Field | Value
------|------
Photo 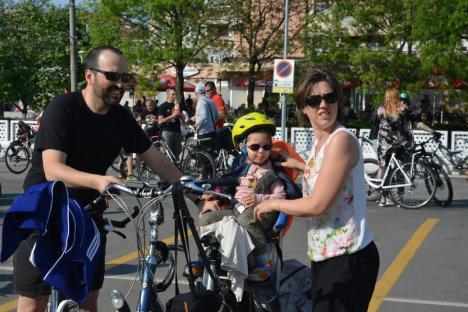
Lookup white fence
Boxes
[0,119,467,161]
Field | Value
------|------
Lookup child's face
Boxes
[246,132,272,164]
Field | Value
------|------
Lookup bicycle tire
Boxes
[433,153,451,176]
[428,166,453,207]
[136,155,164,188]
[363,158,380,202]
[388,161,436,209]
[182,151,216,179]
[5,142,30,174]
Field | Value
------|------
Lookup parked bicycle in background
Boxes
[5,121,36,174]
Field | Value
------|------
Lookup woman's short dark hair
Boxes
[84,46,123,70]
[293,68,343,122]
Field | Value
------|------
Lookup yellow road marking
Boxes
[0,231,193,312]
[368,218,439,312]
[0,300,17,312]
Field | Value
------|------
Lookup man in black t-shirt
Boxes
[158,89,182,159]
[137,98,159,137]
[13,46,183,312]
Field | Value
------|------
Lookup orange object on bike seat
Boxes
[270,140,305,182]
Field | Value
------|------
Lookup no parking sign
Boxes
[273,59,295,94]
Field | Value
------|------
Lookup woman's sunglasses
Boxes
[90,67,135,83]
[248,144,272,151]
[304,91,338,107]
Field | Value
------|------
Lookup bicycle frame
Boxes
[137,201,166,312]
[364,152,414,191]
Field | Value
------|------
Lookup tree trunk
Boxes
[247,61,257,110]
[175,64,186,105]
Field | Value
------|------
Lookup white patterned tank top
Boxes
[302,126,374,262]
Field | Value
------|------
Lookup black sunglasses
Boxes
[248,144,272,151]
[89,67,135,83]
[304,91,338,107]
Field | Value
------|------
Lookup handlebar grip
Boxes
[107,183,136,196]
[204,177,240,187]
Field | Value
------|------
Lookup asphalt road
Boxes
[0,163,467,312]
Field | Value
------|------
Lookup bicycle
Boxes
[359,137,437,209]
[412,135,454,206]
[136,133,216,188]
[4,129,35,174]
[431,136,468,176]
[109,176,236,312]
[212,123,239,177]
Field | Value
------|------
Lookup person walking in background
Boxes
[12,46,183,312]
[372,88,438,206]
[158,89,182,159]
[192,85,219,153]
[254,68,379,312]
[205,81,226,128]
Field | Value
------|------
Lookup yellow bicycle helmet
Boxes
[231,112,276,146]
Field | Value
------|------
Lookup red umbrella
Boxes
[156,74,195,92]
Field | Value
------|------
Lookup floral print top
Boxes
[302,126,373,262]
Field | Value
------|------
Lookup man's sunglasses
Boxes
[248,144,272,151]
[89,67,135,83]
[304,91,338,107]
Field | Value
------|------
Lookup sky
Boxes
[52,0,84,6]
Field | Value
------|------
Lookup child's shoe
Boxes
[248,260,273,282]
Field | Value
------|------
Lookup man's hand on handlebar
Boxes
[95,175,122,193]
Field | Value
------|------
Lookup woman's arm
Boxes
[255,131,359,218]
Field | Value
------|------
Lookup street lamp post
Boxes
[69,0,77,91]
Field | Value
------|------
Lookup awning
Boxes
[156,74,196,92]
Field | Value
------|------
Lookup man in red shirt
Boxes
[205,81,226,129]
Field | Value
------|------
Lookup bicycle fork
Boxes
[137,204,165,312]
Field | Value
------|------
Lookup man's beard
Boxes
[102,86,125,106]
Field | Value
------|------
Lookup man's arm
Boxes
[140,145,182,184]
[42,149,121,192]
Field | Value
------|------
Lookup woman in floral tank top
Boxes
[254,69,379,311]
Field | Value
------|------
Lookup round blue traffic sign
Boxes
[276,61,292,78]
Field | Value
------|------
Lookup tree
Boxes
[303,0,467,102]
[0,0,88,115]
[227,0,307,109]
[86,0,227,104]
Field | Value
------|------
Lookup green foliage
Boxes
[303,0,468,104]
[86,0,228,101]
[0,0,88,112]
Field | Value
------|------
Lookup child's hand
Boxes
[254,200,276,221]
[239,193,257,207]
[198,200,221,218]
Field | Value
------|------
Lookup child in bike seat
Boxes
[199,112,291,281]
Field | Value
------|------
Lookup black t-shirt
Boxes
[158,101,180,132]
[23,91,151,206]
[139,109,158,126]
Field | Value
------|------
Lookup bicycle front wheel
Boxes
[5,142,30,174]
[388,162,436,209]
[363,158,380,202]
[136,155,163,188]
[182,151,216,179]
